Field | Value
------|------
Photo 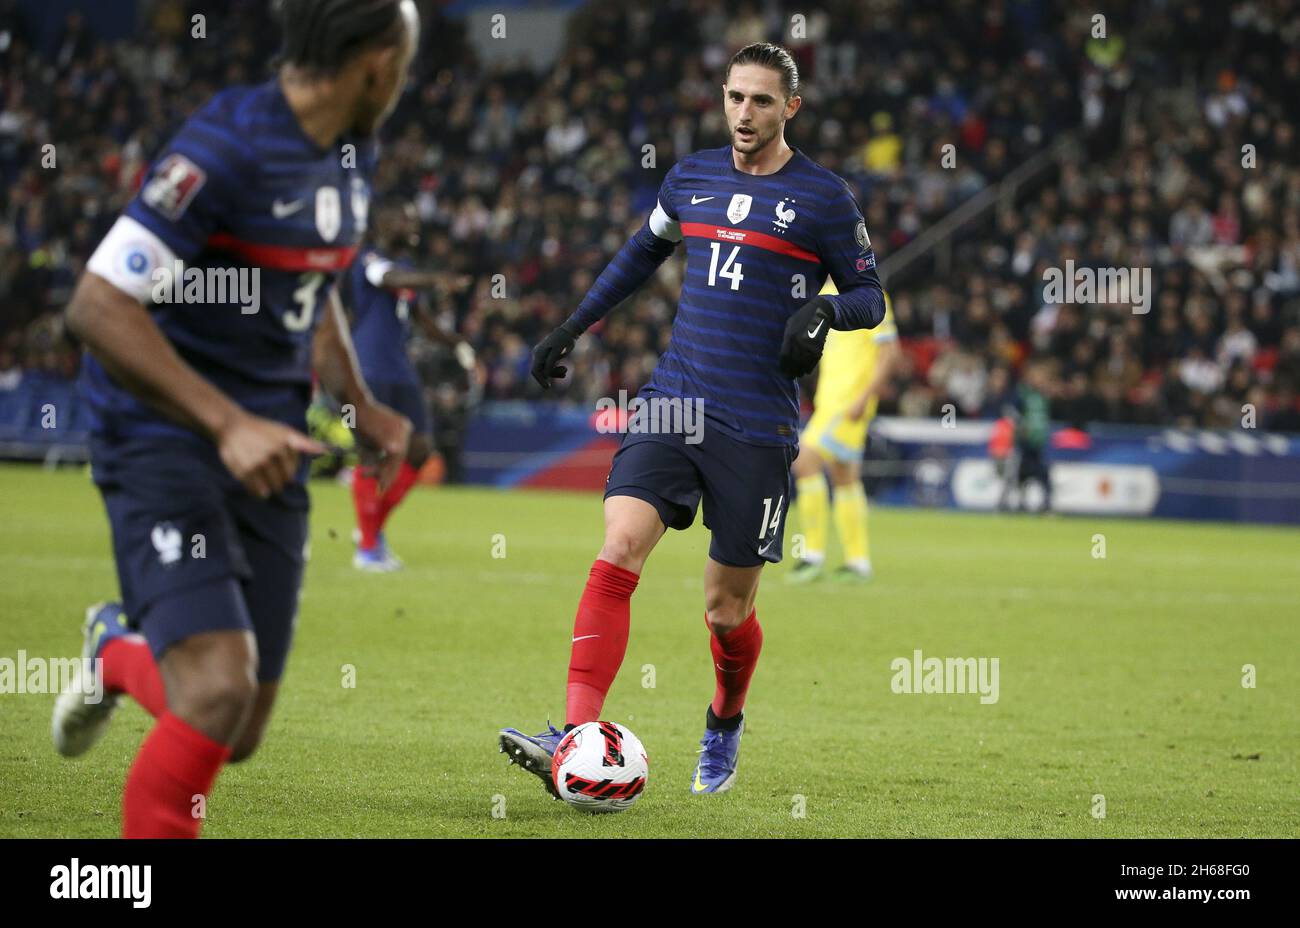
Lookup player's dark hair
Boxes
[726,43,800,99]
[276,0,406,75]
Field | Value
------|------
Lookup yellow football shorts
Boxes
[800,402,875,463]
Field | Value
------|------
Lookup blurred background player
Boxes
[49,0,419,838]
[989,413,1017,511]
[789,282,899,583]
[1002,359,1054,513]
[345,200,475,571]
[499,42,885,797]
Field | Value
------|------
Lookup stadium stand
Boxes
[1,0,1298,466]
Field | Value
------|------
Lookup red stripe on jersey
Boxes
[680,222,821,264]
[207,233,359,272]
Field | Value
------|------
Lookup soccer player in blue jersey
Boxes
[346,201,475,571]
[500,43,886,796]
[50,0,420,838]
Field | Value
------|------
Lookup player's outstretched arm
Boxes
[313,288,412,490]
[67,273,325,498]
[379,268,469,293]
[412,311,476,371]
[402,281,477,369]
[365,259,476,369]
[531,219,679,389]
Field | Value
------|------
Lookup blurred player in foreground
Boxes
[501,43,885,797]
[788,284,899,583]
[51,0,419,838]
[345,201,474,571]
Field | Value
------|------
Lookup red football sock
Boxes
[352,468,382,550]
[101,636,167,718]
[375,461,420,532]
[708,609,763,720]
[122,711,231,839]
[565,559,639,726]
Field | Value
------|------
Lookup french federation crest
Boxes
[726,193,752,225]
[315,186,342,242]
[151,522,182,567]
[773,198,796,230]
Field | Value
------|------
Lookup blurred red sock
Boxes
[376,461,420,532]
[122,712,230,839]
[352,469,381,550]
[566,559,639,726]
[101,637,166,717]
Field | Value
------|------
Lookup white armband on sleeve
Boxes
[85,216,179,304]
[365,258,396,288]
[648,200,682,242]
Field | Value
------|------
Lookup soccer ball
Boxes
[551,721,648,813]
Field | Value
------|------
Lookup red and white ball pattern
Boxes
[551,721,648,813]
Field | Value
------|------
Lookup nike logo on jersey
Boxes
[691,195,716,204]
[272,199,305,219]
[806,320,825,339]
[572,634,600,643]
[758,538,776,555]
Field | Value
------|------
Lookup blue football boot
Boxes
[690,712,744,794]
[498,722,567,799]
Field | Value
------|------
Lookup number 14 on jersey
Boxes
[707,242,744,291]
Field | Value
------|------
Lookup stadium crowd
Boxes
[2,0,1298,437]
[888,1,1300,432]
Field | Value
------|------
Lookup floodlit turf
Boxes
[1,463,1297,838]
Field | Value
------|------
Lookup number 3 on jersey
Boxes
[284,271,326,332]
[707,242,744,291]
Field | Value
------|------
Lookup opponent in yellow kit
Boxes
[789,281,898,582]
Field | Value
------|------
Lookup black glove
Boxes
[531,321,582,389]
[779,296,834,378]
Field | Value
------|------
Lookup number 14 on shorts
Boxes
[758,494,784,554]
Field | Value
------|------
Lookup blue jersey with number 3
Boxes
[81,79,376,439]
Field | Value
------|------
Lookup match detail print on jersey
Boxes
[679,223,820,264]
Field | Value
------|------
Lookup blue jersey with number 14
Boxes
[570,145,884,447]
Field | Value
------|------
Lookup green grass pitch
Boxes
[1,464,1297,837]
